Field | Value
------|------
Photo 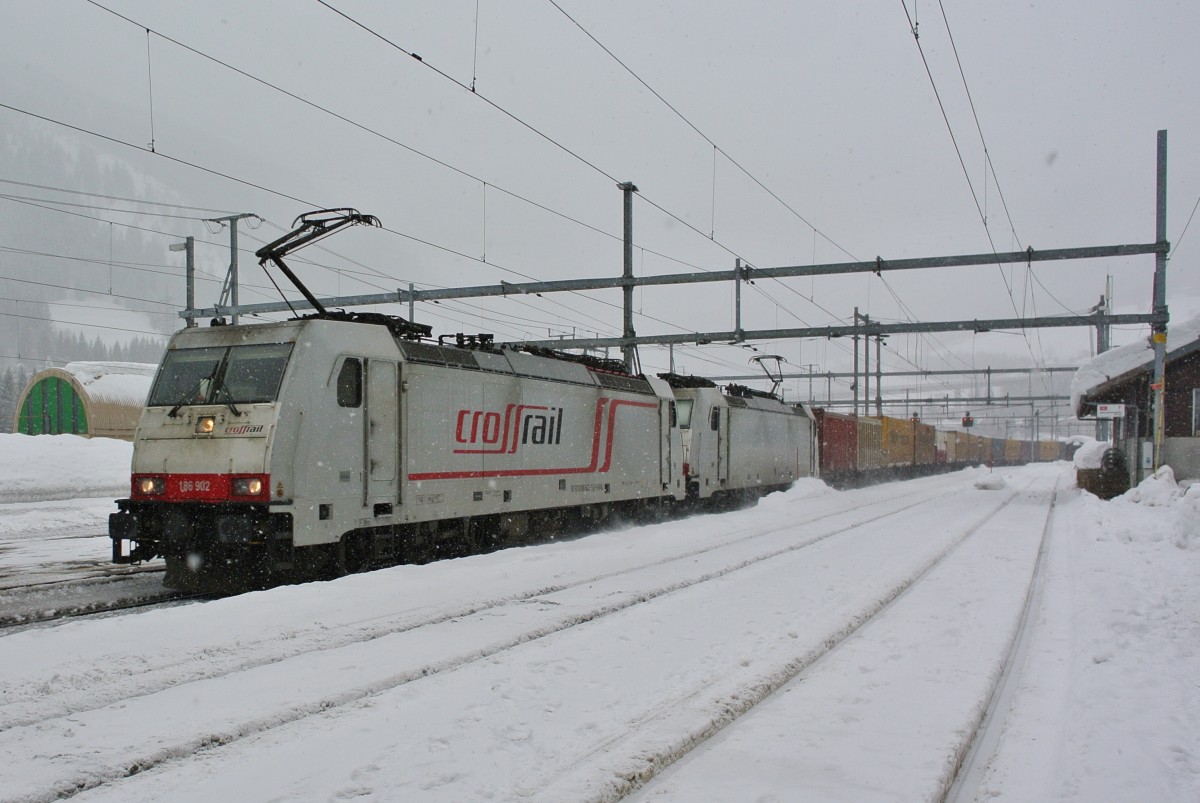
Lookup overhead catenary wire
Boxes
[899,0,1049,376]
[1172,192,1200,256]
[17,3,736,352]
[546,0,986,386]
[1,182,689,349]
[545,0,858,263]
[310,0,843,337]
[0,102,694,346]
[68,1,914,383]
[8,4,1099,392]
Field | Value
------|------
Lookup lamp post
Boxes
[169,237,195,328]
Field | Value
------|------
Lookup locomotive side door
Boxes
[713,405,728,487]
[365,359,399,506]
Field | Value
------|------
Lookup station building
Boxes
[1072,315,1200,483]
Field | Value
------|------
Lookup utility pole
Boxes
[802,363,818,402]
[1095,277,1112,440]
[618,182,638,373]
[206,213,260,325]
[1151,130,1169,470]
[862,312,870,416]
[734,258,743,342]
[875,334,883,416]
[169,237,196,328]
[852,306,860,416]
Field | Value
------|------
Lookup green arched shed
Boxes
[14,362,156,440]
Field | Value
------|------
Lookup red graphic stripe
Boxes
[599,399,658,472]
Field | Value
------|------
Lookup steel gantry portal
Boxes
[182,132,1173,465]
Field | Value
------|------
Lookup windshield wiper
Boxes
[212,375,242,417]
[168,371,215,418]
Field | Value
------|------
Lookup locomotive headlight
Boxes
[195,416,216,435]
[138,476,165,495]
[232,476,264,496]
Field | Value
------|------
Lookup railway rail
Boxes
[0,571,194,630]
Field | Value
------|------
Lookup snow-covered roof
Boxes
[61,361,156,408]
[1070,315,1200,415]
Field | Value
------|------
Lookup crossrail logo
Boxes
[454,404,564,454]
[409,397,658,482]
[224,424,265,435]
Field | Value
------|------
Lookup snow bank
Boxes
[974,474,1007,490]
[1114,467,1200,550]
[1072,439,1110,470]
[0,434,131,502]
[1070,466,1200,550]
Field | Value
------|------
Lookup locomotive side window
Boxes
[337,358,362,407]
[675,399,694,429]
[710,408,720,431]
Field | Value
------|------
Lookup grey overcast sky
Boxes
[2,0,1198,402]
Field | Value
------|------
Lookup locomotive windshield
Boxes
[149,343,294,408]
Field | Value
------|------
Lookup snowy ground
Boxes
[0,434,1197,802]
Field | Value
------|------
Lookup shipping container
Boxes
[814,409,858,476]
[857,416,885,471]
[1037,440,1061,462]
[915,421,937,466]
[880,416,915,467]
[953,431,973,464]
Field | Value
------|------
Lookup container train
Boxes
[107,310,1068,591]
[813,408,1075,486]
[106,209,1071,590]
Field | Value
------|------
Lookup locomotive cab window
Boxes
[219,343,293,403]
[675,399,694,429]
[337,358,362,407]
[710,408,721,431]
[148,343,293,408]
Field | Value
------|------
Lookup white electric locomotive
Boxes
[661,374,816,502]
[108,209,815,589]
[111,315,691,588]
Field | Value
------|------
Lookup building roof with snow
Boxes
[1070,315,1200,417]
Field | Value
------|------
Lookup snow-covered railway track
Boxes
[943,485,1060,803]
[0,571,183,630]
[623,473,1061,803]
[0,478,948,730]
[0,470,1053,802]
